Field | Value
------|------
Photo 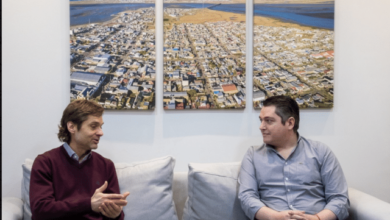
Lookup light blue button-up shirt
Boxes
[63,142,91,164]
[238,136,350,220]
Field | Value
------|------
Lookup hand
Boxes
[99,192,130,219]
[91,181,128,213]
[288,210,306,219]
[272,210,305,220]
[99,201,122,219]
[288,211,322,220]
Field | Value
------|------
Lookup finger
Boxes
[290,214,305,219]
[112,199,128,206]
[96,181,108,193]
[99,204,108,216]
[105,202,114,211]
[290,210,305,215]
[108,202,122,212]
[108,202,123,218]
[103,193,125,199]
[122,192,130,199]
[103,202,115,217]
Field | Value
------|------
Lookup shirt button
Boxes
[287,189,290,192]
[290,205,294,209]
[285,177,289,181]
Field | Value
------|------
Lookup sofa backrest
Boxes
[172,172,188,220]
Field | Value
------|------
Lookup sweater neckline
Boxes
[60,145,93,169]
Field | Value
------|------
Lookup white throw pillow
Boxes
[115,156,179,220]
[182,162,249,220]
[22,159,34,220]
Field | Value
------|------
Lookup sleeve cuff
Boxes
[324,203,349,220]
[75,197,93,213]
[114,211,124,220]
[249,203,266,220]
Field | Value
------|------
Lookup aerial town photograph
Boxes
[251,0,335,109]
[68,0,334,110]
[69,0,156,110]
[163,0,247,110]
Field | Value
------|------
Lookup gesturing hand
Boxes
[91,181,128,213]
[99,192,130,219]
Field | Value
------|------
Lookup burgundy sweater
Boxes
[30,146,124,220]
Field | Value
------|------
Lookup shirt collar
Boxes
[63,142,92,164]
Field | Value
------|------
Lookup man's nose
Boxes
[259,121,265,130]
[97,128,104,136]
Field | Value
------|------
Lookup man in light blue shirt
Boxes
[238,96,349,220]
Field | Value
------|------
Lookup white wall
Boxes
[2,0,390,203]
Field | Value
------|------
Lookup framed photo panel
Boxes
[252,0,334,109]
[163,0,246,110]
[70,0,156,110]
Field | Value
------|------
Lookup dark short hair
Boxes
[58,100,104,143]
[263,96,300,133]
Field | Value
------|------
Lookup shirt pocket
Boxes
[292,160,322,186]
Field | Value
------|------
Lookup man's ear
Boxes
[67,121,77,134]
[287,117,295,130]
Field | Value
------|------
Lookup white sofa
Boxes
[2,157,390,220]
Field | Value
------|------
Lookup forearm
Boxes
[239,189,266,220]
[239,147,266,220]
[321,146,350,220]
[255,206,281,220]
[315,209,337,220]
[31,197,92,220]
[323,196,349,220]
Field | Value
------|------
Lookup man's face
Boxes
[259,106,291,147]
[70,115,104,153]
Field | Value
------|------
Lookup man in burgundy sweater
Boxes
[30,100,130,220]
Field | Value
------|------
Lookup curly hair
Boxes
[58,99,104,143]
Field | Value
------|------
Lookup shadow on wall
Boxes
[102,110,155,144]
[299,109,334,136]
[163,110,249,138]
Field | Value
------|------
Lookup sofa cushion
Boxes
[182,162,249,220]
[22,159,34,220]
[22,156,178,220]
[115,156,178,220]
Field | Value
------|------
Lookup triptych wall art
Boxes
[69,0,334,110]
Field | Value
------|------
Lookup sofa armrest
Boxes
[2,197,24,220]
[348,187,390,220]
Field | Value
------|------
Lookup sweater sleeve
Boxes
[103,160,124,220]
[30,155,92,220]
